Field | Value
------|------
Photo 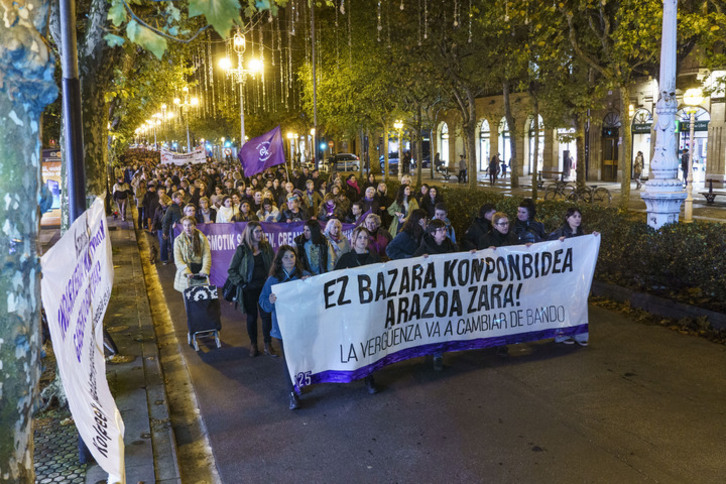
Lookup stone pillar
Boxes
[705,101,725,182]
[641,0,685,229]
[543,129,558,173]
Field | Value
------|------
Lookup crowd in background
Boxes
[114,155,595,410]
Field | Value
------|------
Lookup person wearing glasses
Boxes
[479,212,519,248]
[227,222,277,357]
[413,219,458,371]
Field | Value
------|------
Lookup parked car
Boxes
[327,153,360,172]
[379,153,400,174]
[410,155,431,169]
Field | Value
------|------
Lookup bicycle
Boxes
[567,185,611,206]
[543,180,574,201]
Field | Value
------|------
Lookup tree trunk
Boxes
[530,94,540,200]
[464,90,478,190]
[619,84,633,209]
[575,113,587,189]
[415,106,423,187]
[0,0,58,481]
[503,79,519,188]
[383,121,390,182]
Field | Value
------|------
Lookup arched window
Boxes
[677,106,710,185]
[631,108,653,179]
[498,118,510,168]
[478,119,490,171]
[557,127,576,180]
[527,115,544,174]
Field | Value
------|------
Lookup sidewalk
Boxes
[412,170,726,223]
[35,216,180,484]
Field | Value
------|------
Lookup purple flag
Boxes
[238,125,286,177]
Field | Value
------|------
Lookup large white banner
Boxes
[275,235,600,389]
[160,146,206,165]
[41,198,125,483]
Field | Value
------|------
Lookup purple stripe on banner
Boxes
[174,220,357,287]
[292,324,589,392]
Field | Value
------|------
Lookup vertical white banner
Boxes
[41,198,125,482]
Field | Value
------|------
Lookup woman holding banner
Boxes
[259,246,310,410]
[479,212,519,248]
[228,222,276,357]
[413,219,458,371]
[334,226,381,394]
[173,216,212,292]
[294,220,335,275]
[548,207,596,347]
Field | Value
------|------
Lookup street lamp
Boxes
[221,30,262,148]
[173,87,199,152]
[394,119,404,179]
[287,131,297,167]
[683,87,704,223]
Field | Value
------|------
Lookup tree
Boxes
[0,0,57,481]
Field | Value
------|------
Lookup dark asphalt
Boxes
[155,260,726,483]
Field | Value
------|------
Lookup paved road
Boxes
[155,259,725,483]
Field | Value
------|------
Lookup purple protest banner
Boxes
[238,125,286,177]
[174,221,356,287]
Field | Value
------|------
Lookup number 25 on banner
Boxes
[296,371,312,387]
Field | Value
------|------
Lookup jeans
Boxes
[158,231,170,263]
[242,286,272,346]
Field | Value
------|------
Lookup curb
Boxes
[591,280,726,331]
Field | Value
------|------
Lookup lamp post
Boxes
[394,119,404,180]
[174,87,199,152]
[683,88,703,223]
[221,30,262,149]
[640,0,685,229]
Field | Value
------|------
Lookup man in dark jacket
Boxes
[142,182,160,231]
[462,203,496,250]
[161,191,184,248]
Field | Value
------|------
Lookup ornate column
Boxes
[640,0,686,229]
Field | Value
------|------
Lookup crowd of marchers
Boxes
[113,154,596,411]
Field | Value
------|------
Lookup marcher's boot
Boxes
[264,342,278,358]
[250,344,260,357]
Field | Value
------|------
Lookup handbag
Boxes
[222,278,237,302]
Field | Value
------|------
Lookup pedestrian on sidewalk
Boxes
[633,151,644,190]
[227,222,277,357]
[112,176,131,221]
[259,246,311,410]
[457,154,467,183]
[488,154,500,186]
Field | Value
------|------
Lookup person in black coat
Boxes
[385,209,429,260]
[334,226,381,394]
[479,212,519,248]
[412,219,457,371]
[513,198,546,244]
[462,203,496,250]
[413,219,458,257]
[335,226,381,269]
[548,206,586,240]
[548,207,597,346]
